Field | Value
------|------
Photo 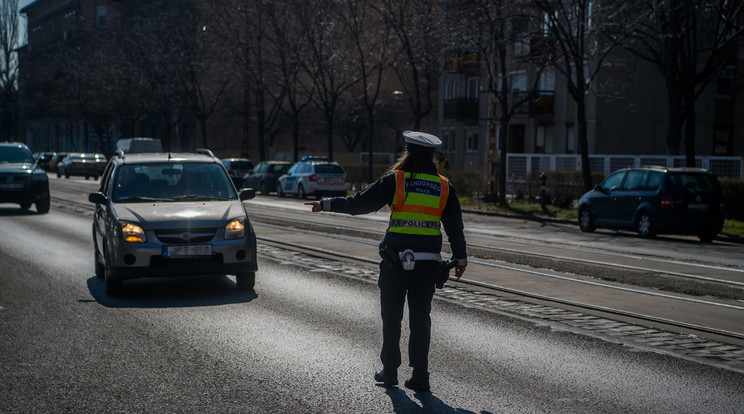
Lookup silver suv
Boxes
[88,149,258,295]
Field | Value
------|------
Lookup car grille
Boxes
[150,254,224,267]
[154,228,217,243]
[0,174,29,183]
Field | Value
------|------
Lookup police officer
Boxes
[306,131,467,393]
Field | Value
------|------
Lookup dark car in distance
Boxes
[577,166,725,242]
[221,158,254,188]
[0,142,50,213]
[57,152,100,179]
[242,160,291,194]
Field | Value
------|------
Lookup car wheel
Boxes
[36,196,50,214]
[104,247,122,295]
[260,181,271,195]
[236,271,255,291]
[636,211,656,238]
[297,184,307,199]
[19,202,32,210]
[94,248,105,279]
[277,183,285,197]
[578,207,595,232]
[65,172,70,179]
[56,170,61,178]
[698,230,717,243]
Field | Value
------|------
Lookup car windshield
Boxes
[113,162,237,202]
[0,146,34,164]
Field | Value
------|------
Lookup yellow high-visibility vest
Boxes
[388,170,449,236]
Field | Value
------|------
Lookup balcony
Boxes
[443,98,479,121]
[513,91,554,117]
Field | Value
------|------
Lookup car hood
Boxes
[0,163,38,173]
[112,200,246,228]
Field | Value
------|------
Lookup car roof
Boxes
[620,165,713,174]
[115,151,220,165]
[0,142,29,148]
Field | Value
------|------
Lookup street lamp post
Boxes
[393,90,403,154]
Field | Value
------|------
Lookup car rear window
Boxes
[667,173,720,193]
[228,161,253,170]
[314,164,345,174]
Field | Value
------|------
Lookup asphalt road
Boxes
[2,204,744,413]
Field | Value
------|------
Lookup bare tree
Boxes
[532,0,620,191]
[613,0,744,166]
[0,0,20,139]
[266,0,315,162]
[339,0,391,182]
[372,0,442,131]
[446,1,550,205]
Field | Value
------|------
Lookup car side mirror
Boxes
[88,192,107,204]
[239,188,256,201]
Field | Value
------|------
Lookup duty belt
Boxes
[388,218,441,230]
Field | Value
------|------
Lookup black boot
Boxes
[374,370,398,387]
[404,373,430,392]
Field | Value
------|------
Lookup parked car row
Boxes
[222,156,349,199]
[34,151,108,177]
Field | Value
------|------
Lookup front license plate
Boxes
[0,183,24,190]
[164,245,212,257]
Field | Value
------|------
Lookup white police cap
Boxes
[403,131,442,148]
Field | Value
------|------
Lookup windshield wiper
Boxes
[116,196,162,203]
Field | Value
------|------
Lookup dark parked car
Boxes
[94,153,108,175]
[57,152,100,179]
[242,160,291,194]
[0,142,50,213]
[47,152,69,173]
[577,166,725,242]
[87,149,258,295]
[221,158,254,188]
[33,152,57,171]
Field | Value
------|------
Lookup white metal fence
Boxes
[507,154,743,180]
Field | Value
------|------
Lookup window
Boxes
[601,171,625,192]
[621,170,645,191]
[441,128,455,152]
[97,6,107,29]
[466,132,478,152]
[467,78,479,100]
[646,171,662,190]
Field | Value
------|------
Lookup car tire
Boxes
[36,196,50,214]
[698,230,717,243]
[261,181,271,195]
[104,248,122,295]
[65,172,70,179]
[578,207,595,232]
[297,184,306,199]
[277,183,285,197]
[636,211,656,238]
[236,271,255,291]
[19,202,32,210]
[57,170,61,178]
[94,248,105,279]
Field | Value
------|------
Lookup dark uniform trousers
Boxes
[378,258,439,377]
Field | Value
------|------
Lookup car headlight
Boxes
[121,222,146,243]
[225,217,245,240]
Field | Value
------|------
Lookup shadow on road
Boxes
[0,206,41,216]
[85,275,258,308]
[385,387,487,414]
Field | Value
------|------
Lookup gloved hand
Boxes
[305,202,321,212]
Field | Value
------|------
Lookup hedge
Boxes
[719,178,744,221]
[341,164,483,197]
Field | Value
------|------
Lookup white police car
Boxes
[276,157,349,199]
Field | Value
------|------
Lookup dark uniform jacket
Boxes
[326,162,467,261]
